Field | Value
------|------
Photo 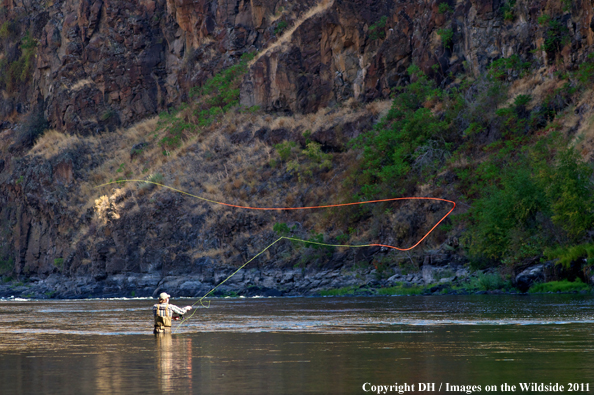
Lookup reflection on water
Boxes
[0,295,593,394]
[155,334,192,393]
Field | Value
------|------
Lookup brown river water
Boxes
[0,294,593,394]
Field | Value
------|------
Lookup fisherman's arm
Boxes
[170,304,192,316]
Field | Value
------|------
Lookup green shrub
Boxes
[528,278,590,293]
[537,14,552,26]
[159,119,196,149]
[100,109,114,121]
[53,258,64,269]
[335,233,349,244]
[189,52,255,105]
[304,232,329,250]
[140,173,164,190]
[18,30,37,79]
[286,141,332,183]
[544,243,594,269]
[487,55,532,81]
[376,283,427,295]
[351,65,449,197]
[274,141,297,161]
[538,15,570,57]
[368,16,388,40]
[156,51,255,147]
[463,143,594,265]
[273,222,292,236]
[462,160,550,263]
[155,52,256,151]
[470,273,506,291]
[437,27,453,49]
[501,0,516,21]
[274,20,288,36]
[574,53,594,86]
[514,94,531,108]
[438,3,453,14]
[148,173,164,184]
[0,258,14,274]
[0,20,15,39]
[541,149,594,241]
[0,30,38,93]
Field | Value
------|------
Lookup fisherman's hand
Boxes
[184,306,192,310]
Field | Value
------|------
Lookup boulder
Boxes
[515,264,545,293]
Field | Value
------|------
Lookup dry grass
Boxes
[192,247,229,260]
[521,78,564,107]
[508,74,542,99]
[30,130,83,158]
[19,56,386,271]
[257,99,390,136]
[71,79,93,91]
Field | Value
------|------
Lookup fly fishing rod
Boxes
[95,180,456,332]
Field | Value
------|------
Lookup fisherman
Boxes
[153,292,192,334]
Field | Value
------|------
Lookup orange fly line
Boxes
[95,180,456,330]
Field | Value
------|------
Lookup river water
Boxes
[1,295,593,394]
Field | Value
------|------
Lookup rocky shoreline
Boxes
[1,262,591,299]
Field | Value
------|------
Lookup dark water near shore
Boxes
[1,295,593,394]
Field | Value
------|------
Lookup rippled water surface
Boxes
[1,295,594,394]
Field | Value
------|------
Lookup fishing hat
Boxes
[158,292,170,300]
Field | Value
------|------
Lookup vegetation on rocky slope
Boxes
[349,55,594,277]
[2,0,594,296]
[3,42,594,291]
[108,49,594,281]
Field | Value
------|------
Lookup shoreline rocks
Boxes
[5,261,590,300]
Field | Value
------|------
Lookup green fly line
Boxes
[94,179,456,333]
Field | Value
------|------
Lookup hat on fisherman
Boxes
[158,292,170,300]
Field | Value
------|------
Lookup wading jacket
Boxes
[153,302,189,327]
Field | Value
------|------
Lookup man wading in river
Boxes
[153,292,192,334]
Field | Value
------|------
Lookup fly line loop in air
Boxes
[95,180,456,332]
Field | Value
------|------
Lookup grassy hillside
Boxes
[6,42,594,284]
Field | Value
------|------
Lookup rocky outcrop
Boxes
[241,0,594,113]
[513,259,592,292]
[1,0,320,133]
[514,264,546,293]
[3,0,594,132]
[0,260,472,299]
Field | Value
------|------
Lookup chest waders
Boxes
[154,303,172,333]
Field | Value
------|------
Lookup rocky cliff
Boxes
[1,0,594,298]
[2,0,592,132]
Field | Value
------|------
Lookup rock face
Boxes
[514,264,546,293]
[513,260,590,292]
[0,260,473,298]
[2,0,593,131]
[1,0,319,133]
[2,0,594,297]
[241,0,594,113]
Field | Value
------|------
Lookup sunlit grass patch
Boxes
[318,286,358,296]
[468,272,508,291]
[376,284,427,295]
[528,278,591,293]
